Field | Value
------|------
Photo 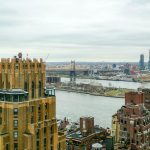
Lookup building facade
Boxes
[66,116,113,150]
[0,54,66,150]
[114,92,150,150]
[139,54,145,70]
[111,114,120,144]
[141,88,150,110]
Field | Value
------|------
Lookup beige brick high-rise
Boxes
[0,54,66,150]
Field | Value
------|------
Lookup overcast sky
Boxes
[0,0,150,62]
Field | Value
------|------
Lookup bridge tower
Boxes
[70,60,76,82]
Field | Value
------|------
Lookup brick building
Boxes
[141,88,150,110]
[114,92,150,149]
[66,116,114,150]
[0,54,66,150]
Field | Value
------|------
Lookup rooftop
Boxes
[0,89,28,95]
[67,127,104,141]
[0,89,28,102]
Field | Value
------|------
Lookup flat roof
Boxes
[0,89,28,95]
[67,127,104,141]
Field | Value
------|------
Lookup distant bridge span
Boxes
[46,67,89,76]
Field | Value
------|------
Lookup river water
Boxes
[57,78,150,128]
[61,77,150,89]
[56,90,124,128]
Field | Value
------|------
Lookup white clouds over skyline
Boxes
[0,0,150,62]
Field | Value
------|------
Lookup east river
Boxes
[56,78,150,128]
[56,90,124,128]
[61,77,150,89]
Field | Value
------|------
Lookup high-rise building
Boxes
[113,92,150,149]
[0,54,66,150]
[139,54,145,70]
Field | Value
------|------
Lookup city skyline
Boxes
[1,0,150,61]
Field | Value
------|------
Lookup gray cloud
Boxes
[0,0,150,61]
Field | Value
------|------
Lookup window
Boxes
[2,64,4,69]
[19,95,24,102]
[6,144,9,150]
[58,143,61,150]
[38,105,41,111]
[50,137,53,144]
[6,94,11,102]
[14,120,18,128]
[0,107,2,113]
[13,95,18,102]
[38,81,41,97]
[0,117,2,125]
[14,143,18,150]
[51,126,53,134]
[36,141,39,147]
[45,103,48,109]
[37,129,40,139]
[83,120,85,129]
[45,115,47,120]
[24,82,28,92]
[13,131,18,139]
[123,128,127,131]
[44,138,46,146]
[31,116,34,124]
[14,108,18,116]
[32,81,34,98]
[38,115,41,122]
[15,64,19,69]
[44,127,46,135]
[30,106,34,113]
[0,94,4,101]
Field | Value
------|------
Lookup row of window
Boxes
[0,106,49,126]
[5,143,18,150]
[36,126,54,138]
[1,63,42,70]
[36,138,53,148]
[30,103,48,112]
[0,119,18,127]
[0,109,18,126]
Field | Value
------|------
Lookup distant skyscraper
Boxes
[148,50,150,70]
[139,54,144,70]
